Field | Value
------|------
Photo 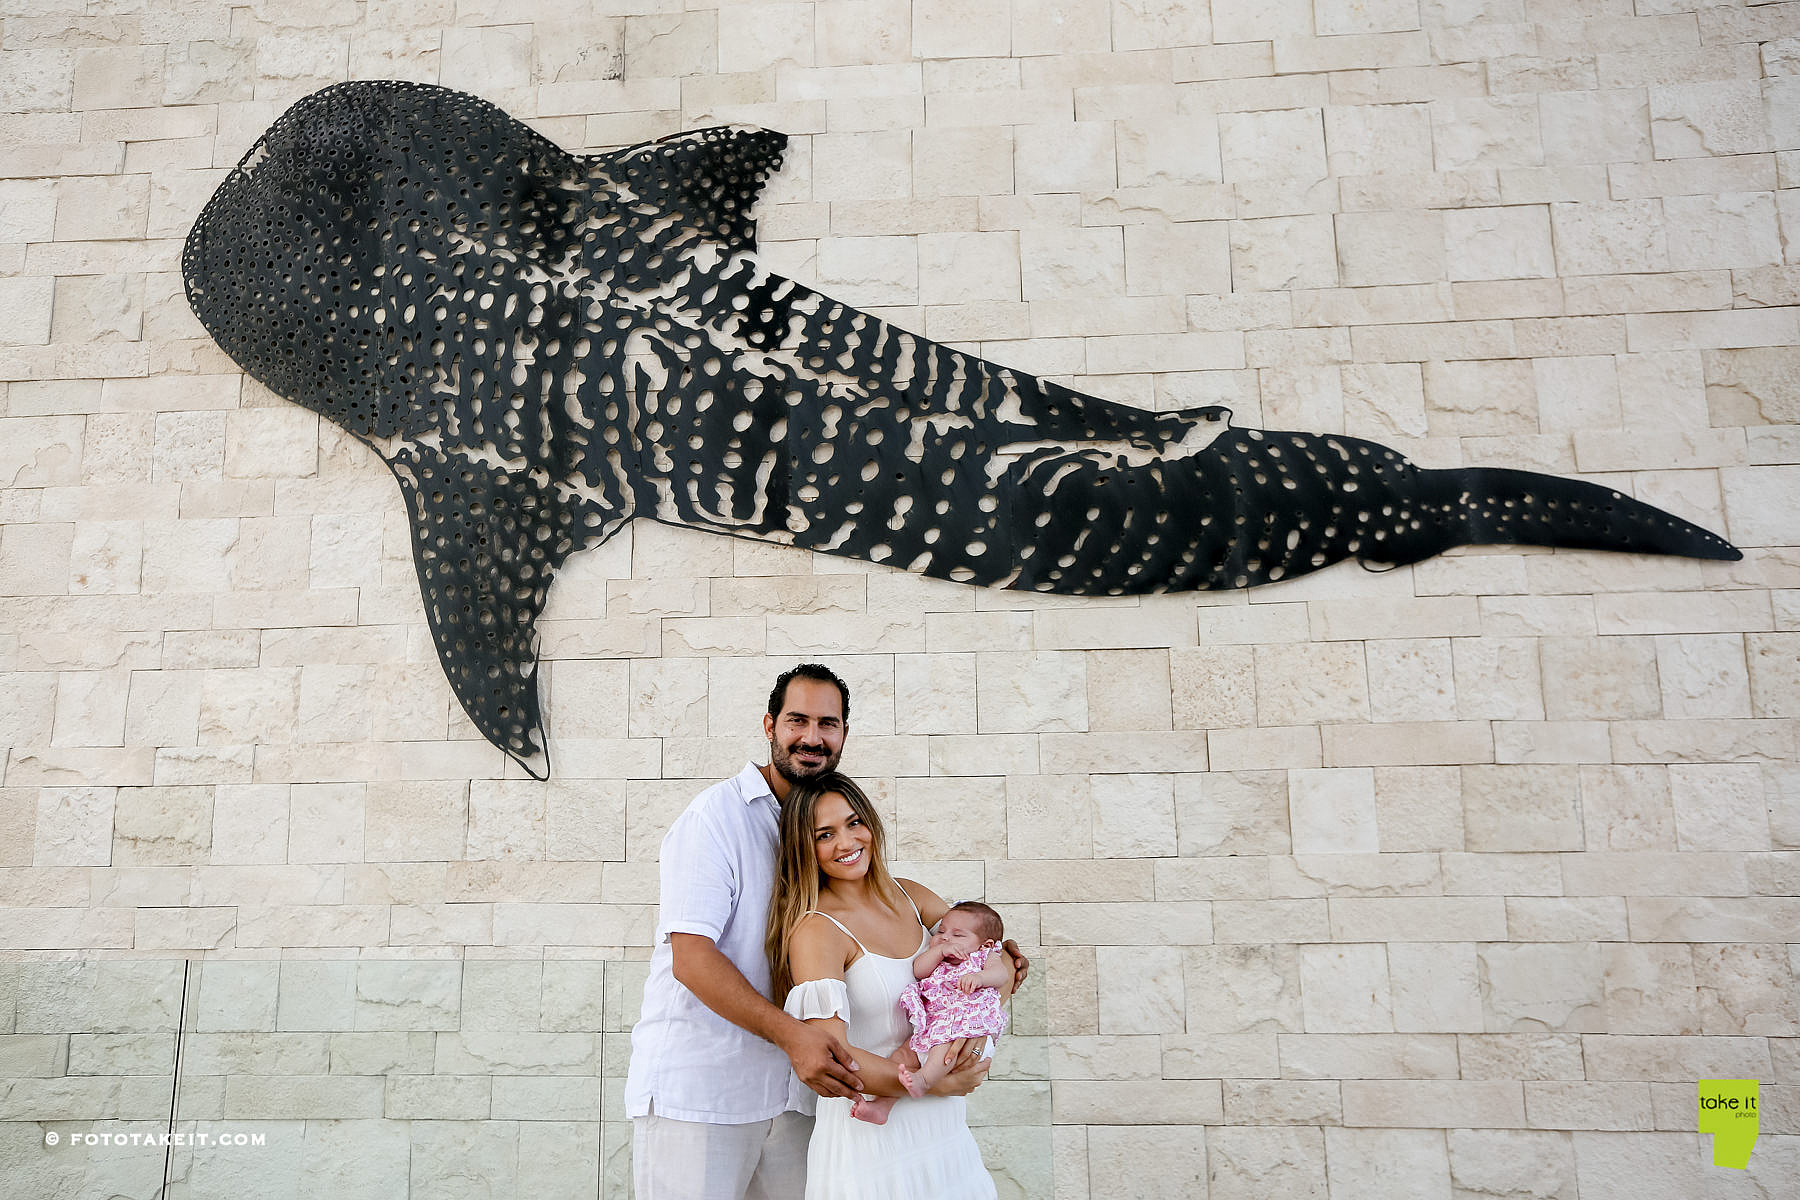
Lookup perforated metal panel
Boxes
[182,82,1741,778]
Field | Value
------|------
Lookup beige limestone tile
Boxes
[1390,940,1484,1033]
[1503,887,1627,938]
[1669,762,1770,850]
[1539,636,1661,721]
[1628,895,1800,942]
[1653,633,1752,719]
[1326,1127,1452,1198]
[895,775,1006,860]
[286,783,364,866]
[1461,764,1583,853]
[111,784,210,866]
[1082,649,1172,733]
[1287,767,1380,854]
[1044,899,1210,947]
[1186,943,1302,1033]
[1601,944,1698,1036]
[974,651,1087,733]
[1549,198,1670,275]
[1747,631,1800,716]
[1299,942,1393,1033]
[1454,1032,1583,1083]
[1451,637,1544,721]
[1321,721,1493,768]
[1580,1033,1772,1082]
[1155,856,1268,901]
[1089,772,1175,859]
[1269,852,1441,898]
[1230,214,1340,291]
[349,960,460,1032]
[1095,945,1184,1034]
[1003,774,1093,859]
[1650,79,1770,159]
[1323,101,1433,177]
[32,785,115,867]
[1206,1124,1327,1198]
[1372,767,1464,852]
[987,859,1152,904]
[1224,1077,1342,1125]
[1116,115,1224,189]
[1252,643,1370,726]
[362,780,467,863]
[1084,1123,1208,1198]
[1279,1030,1460,1079]
[1213,898,1330,944]
[1693,943,1799,1036]
[1312,597,1482,642]
[1526,1081,1655,1132]
[1331,896,1507,942]
[1343,1079,1526,1128]
[1163,1031,1279,1079]
[276,960,355,1033]
[1216,106,1332,185]
[1366,639,1455,723]
[193,961,279,1033]
[1665,190,1783,271]
[1177,769,1291,855]
[1338,209,1447,287]
[1014,121,1116,193]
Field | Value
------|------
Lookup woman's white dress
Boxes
[785,912,997,1200]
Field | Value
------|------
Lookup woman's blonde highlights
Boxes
[765,772,902,1001]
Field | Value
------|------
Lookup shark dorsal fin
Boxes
[602,125,788,255]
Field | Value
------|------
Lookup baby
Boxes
[852,900,1012,1125]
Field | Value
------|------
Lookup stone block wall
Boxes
[2,0,1798,1196]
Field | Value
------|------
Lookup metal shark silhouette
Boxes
[182,81,1740,778]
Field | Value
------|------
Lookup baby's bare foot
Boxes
[851,1095,893,1125]
[897,1065,925,1100]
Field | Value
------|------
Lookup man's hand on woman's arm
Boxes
[669,932,864,1099]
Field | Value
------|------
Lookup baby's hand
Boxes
[942,947,965,964]
[956,975,981,994]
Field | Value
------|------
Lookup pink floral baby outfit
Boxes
[897,944,1009,1056]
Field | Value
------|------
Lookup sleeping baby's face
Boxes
[930,912,989,961]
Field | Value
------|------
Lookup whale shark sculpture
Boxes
[182,81,1740,778]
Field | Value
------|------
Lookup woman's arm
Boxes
[789,915,925,1100]
[897,878,949,928]
[958,948,1016,996]
[897,878,1031,993]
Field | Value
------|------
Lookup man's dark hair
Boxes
[767,663,850,723]
[946,900,1004,943]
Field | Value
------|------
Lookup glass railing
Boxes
[3,955,1051,1198]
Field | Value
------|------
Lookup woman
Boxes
[765,772,1004,1199]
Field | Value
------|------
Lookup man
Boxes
[625,663,1022,1199]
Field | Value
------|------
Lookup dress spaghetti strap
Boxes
[894,882,925,928]
[801,909,869,957]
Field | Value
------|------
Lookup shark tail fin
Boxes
[387,447,626,780]
[1393,466,1742,566]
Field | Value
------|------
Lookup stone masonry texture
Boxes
[1,1,1798,1197]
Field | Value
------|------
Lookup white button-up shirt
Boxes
[625,762,813,1123]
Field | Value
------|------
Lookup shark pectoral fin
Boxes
[608,125,788,253]
[386,446,622,780]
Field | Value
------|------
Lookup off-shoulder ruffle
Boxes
[783,977,850,1022]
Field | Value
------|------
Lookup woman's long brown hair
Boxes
[765,773,905,1002]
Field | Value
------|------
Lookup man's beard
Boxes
[770,737,840,784]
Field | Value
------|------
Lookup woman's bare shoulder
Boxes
[894,878,948,924]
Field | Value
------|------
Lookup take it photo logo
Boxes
[1698,1079,1759,1169]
